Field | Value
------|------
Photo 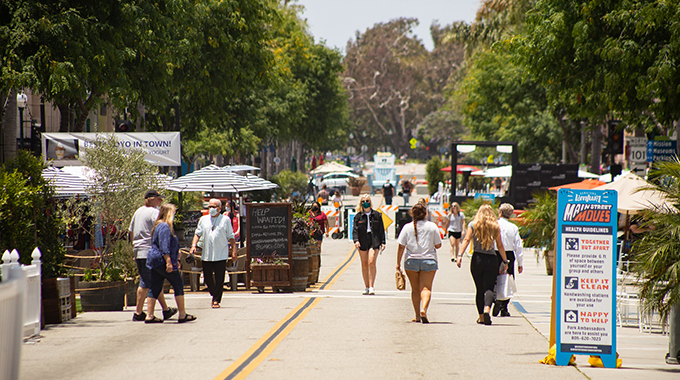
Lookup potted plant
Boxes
[66,135,164,310]
[518,191,557,275]
[348,176,367,196]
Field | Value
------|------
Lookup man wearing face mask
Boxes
[190,198,237,308]
[128,190,176,321]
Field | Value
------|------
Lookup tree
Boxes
[344,18,463,156]
[0,151,66,278]
[67,134,164,280]
[425,156,446,195]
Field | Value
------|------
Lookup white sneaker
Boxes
[362,288,370,295]
[368,287,375,295]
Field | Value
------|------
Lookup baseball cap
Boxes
[144,189,163,199]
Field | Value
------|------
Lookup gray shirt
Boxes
[128,206,159,259]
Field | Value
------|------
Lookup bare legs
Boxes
[405,270,436,321]
[136,286,168,315]
[146,294,187,320]
[359,248,379,288]
[449,236,461,260]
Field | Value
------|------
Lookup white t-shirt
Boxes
[364,212,372,232]
[447,212,465,232]
[397,220,442,261]
[128,206,159,259]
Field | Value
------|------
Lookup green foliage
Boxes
[271,170,308,199]
[66,134,163,280]
[629,158,680,319]
[518,191,557,250]
[0,151,66,278]
[425,156,446,195]
[461,197,500,223]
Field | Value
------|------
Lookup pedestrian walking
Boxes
[317,184,330,205]
[310,201,329,242]
[401,178,412,206]
[396,202,442,323]
[353,195,386,295]
[382,179,395,205]
[456,204,509,325]
[444,202,465,262]
[128,189,176,321]
[145,203,196,323]
[190,198,237,308]
[493,203,523,317]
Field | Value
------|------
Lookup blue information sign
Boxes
[555,189,618,367]
[646,140,677,162]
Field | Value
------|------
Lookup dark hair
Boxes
[409,202,428,243]
[311,201,321,214]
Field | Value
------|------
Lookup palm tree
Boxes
[631,158,680,320]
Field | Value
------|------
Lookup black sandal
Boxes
[145,316,163,324]
[178,314,197,323]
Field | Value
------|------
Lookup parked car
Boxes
[318,172,359,193]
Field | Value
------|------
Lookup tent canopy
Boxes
[310,161,351,174]
[470,165,512,178]
[549,179,607,191]
[593,172,671,214]
[441,165,480,174]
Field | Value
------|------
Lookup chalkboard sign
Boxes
[246,203,292,261]
[180,211,204,240]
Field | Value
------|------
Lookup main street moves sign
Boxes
[42,132,181,166]
[555,189,618,368]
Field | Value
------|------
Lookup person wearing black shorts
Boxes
[445,203,465,262]
[353,195,385,295]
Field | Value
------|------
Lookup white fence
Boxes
[0,248,42,335]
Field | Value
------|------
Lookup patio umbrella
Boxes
[440,165,480,173]
[310,161,352,174]
[548,179,607,191]
[311,156,317,170]
[244,174,279,190]
[593,172,671,214]
[223,165,260,172]
[42,167,91,196]
[578,169,600,179]
[167,165,251,193]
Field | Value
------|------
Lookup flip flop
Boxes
[178,314,197,323]
[412,318,421,323]
[420,311,429,324]
[483,312,492,325]
[212,302,220,309]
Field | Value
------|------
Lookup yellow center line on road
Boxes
[214,247,358,380]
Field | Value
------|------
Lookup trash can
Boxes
[395,206,412,238]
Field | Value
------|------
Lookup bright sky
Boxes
[293,0,482,52]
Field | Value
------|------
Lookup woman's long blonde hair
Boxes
[152,203,176,237]
[472,204,499,250]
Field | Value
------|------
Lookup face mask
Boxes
[225,207,230,213]
[362,202,371,208]
[311,206,319,212]
[209,207,219,217]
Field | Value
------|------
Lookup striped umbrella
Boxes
[42,167,91,196]
[244,173,279,190]
[167,165,251,193]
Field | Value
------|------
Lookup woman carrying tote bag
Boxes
[396,202,442,323]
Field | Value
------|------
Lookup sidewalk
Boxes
[19,230,680,379]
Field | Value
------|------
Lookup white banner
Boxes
[42,132,181,166]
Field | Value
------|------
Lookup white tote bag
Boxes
[495,273,517,301]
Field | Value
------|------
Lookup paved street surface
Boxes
[20,195,680,379]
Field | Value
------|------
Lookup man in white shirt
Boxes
[494,203,523,317]
[190,198,237,308]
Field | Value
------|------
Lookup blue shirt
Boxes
[147,222,180,270]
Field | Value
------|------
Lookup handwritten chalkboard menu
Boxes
[180,211,204,240]
[246,203,291,261]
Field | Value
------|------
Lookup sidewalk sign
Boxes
[555,189,618,367]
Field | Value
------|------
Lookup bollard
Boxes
[667,303,680,364]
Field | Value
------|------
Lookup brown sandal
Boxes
[211,302,220,309]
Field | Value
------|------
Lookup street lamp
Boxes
[17,92,27,149]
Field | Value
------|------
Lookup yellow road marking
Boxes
[214,248,357,380]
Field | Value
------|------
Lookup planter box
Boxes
[251,263,291,290]
[78,281,126,311]
[42,277,72,325]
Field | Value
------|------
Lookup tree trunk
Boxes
[590,124,602,174]
[1,90,18,163]
[57,103,70,132]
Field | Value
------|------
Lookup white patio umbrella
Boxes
[578,169,601,179]
[310,161,352,174]
[593,172,672,214]
[224,165,260,172]
[167,165,251,193]
[42,167,91,196]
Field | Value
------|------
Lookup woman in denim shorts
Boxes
[396,202,442,323]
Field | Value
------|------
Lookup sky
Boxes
[292,0,482,52]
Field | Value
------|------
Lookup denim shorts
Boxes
[404,258,438,272]
[136,258,152,289]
